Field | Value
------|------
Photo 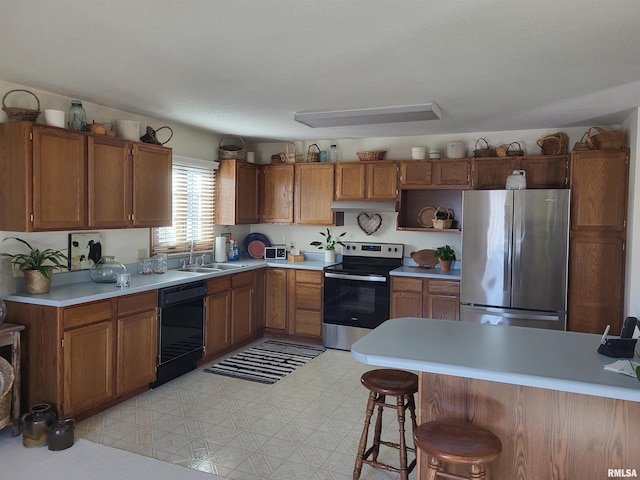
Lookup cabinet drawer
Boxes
[232,270,254,288]
[64,300,113,330]
[296,270,322,285]
[428,280,460,295]
[392,277,423,293]
[207,276,231,294]
[295,284,322,311]
[117,290,157,316]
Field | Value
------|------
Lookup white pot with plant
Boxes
[1,237,68,294]
[310,228,346,263]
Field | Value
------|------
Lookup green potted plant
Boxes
[433,245,456,271]
[310,228,346,263]
[1,237,68,294]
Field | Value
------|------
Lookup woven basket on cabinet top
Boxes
[585,127,626,150]
[2,89,41,122]
[356,150,387,161]
[218,135,246,160]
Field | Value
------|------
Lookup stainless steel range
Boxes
[323,241,403,350]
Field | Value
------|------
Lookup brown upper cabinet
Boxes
[335,161,398,200]
[88,136,172,228]
[0,122,172,231]
[399,160,432,188]
[295,163,343,226]
[430,159,471,188]
[471,155,568,189]
[215,160,260,225]
[261,163,294,223]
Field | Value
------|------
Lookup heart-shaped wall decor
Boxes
[357,212,383,236]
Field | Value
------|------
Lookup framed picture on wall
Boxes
[68,232,103,271]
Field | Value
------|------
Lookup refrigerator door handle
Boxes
[504,204,512,294]
[513,202,523,294]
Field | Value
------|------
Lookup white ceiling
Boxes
[1,0,640,143]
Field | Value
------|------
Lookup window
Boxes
[152,157,218,255]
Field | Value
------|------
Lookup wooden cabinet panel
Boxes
[63,320,114,416]
[230,271,255,343]
[400,161,432,188]
[295,163,341,225]
[131,143,172,227]
[32,126,87,229]
[116,309,157,395]
[88,136,131,228]
[63,300,112,330]
[568,234,625,334]
[253,268,266,332]
[266,268,287,330]
[287,269,323,339]
[366,162,398,200]
[570,150,628,232]
[336,162,397,200]
[471,157,518,189]
[205,288,231,357]
[216,160,260,225]
[390,291,423,318]
[117,290,156,316]
[520,155,568,189]
[335,163,366,200]
[391,276,460,321]
[261,164,294,223]
[431,159,470,188]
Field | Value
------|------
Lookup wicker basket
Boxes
[432,207,454,229]
[356,150,387,161]
[218,135,246,160]
[280,142,302,163]
[586,127,626,150]
[473,138,495,157]
[306,143,320,162]
[496,142,524,157]
[2,89,41,122]
[537,132,569,155]
[0,357,14,430]
[287,253,304,262]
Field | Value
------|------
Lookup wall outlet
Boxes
[138,248,148,259]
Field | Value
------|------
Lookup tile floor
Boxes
[76,340,418,480]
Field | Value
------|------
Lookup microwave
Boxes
[264,245,287,260]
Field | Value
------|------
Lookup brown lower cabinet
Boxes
[265,268,323,339]
[7,290,158,419]
[390,276,460,320]
[202,269,264,363]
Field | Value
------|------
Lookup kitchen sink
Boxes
[202,263,245,270]
[175,267,223,273]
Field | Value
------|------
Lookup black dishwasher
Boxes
[150,281,207,388]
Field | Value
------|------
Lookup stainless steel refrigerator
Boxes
[460,189,570,330]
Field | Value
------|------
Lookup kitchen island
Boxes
[352,317,640,479]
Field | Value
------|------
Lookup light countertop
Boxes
[5,258,334,307]
[390,265,461,280]
[351,317,640,402]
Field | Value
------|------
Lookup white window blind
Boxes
[152,157,218,255]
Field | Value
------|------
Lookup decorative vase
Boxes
[22,403,57,447]
[23,269,52,294]
[90,256,127,283]
[324,250,336,263]
[438,260,452,271]
[47,418,76,451]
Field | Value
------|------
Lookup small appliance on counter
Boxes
[264,245,287,260]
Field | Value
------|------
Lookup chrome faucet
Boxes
[188,240,194,266]
[195,254,206,266]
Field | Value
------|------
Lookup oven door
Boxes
[323,272,390,329]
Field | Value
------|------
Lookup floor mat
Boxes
[203,340,325,384]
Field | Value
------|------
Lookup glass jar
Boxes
[89,256,126,283]
[329,144,338,162]
[138,257,153,275]
[67,100,87,131]
[152,253,167,274]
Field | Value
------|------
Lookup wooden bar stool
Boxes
[353,369,418,480]
[413,419,502,480]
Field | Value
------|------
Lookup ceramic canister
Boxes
[446,141,466,159]
[47,418,76,451]
[22,403,57,447]
[506,170,527,190]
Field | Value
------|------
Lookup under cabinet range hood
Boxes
[330,200,398,213]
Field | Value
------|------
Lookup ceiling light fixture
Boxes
[294,101,441,128]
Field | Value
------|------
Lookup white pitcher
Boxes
[506,170,527,190]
